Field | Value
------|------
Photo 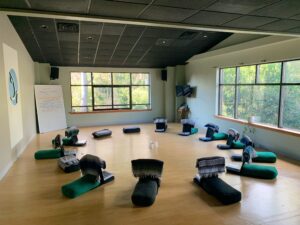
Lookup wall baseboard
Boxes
[0,133,36,180]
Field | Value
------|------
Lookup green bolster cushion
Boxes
[199,177,241,205]
[232,152,277,163]
[132,179,158,207]
[34,149,62,159]
[253,152,277,163]
[241,164,278,179]
[61,175,100,198]
[212,133,228,140]
[191,127,198,135]
[232,141,245,149]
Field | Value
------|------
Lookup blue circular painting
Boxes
[8,68,19,105]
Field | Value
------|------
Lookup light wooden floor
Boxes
[0,123,300,225]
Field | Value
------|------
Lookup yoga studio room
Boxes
[1,1,300,225]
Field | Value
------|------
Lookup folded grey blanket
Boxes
[196,156,225,178]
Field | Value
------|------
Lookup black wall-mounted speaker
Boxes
[161,70,167,81]
[50,67,59,80]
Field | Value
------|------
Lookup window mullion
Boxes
[278,62,284,128]
[234,67,238,119]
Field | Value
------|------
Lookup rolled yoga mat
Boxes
[227,164,278,179]
[131,178,158,207]
[212,133,228,140]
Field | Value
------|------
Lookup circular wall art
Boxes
[8,68,19,105]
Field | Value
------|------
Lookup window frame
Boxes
[70,72,151,112]
[218,59,300,131]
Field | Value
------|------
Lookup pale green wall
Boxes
[0,13,36,179]
[186,36,300,161]
[35,64,166,126]
[174,65,186,121]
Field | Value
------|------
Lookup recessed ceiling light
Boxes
[87,36,94,40]
[40,25,48,30]
[203,35,208,38]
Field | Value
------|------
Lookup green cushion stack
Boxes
[241,164,278,179]
[253,152,277,163]
[191,127,198,134]
[34,149,62,160]
[61,175,100,198]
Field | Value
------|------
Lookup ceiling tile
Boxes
[184,11,241,26]
[102,24,125,35]
[290,14,300,20]
[257,19,300,31]
[224,15,278,29]
[140,5,197,22]
[29,0,90,14]
[154,0,215,9]
[250,0,300,19]
[89,0,146,18]
[80,22,103,34]
[287,27,300,34]
[205,0,278,14]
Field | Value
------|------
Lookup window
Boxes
[71,72,151,112]
[218,59,300,131]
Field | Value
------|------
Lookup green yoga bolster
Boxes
[232,152,277,163]
[253,152,277,163]
[191,127,198,134]
[212,133,228,140]
[132,179,158,207]
[61,175,100,198]
[34,149,62,159]
[232,141,245,149]
[241,164,278,179]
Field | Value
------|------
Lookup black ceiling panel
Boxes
[154,0,216,10]
[250,0,300,19]
[89,0,146,18]
[257,19,300,32]
[0,0,29,8]
[224,15,278,29]
[184,11,241,26]
[29,0,90,14]
[140,5,197,22]
[205,0,278,14]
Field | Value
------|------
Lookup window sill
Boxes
[69,109,152,114]
[215,115,300,138]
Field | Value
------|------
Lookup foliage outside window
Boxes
[71,72,151,112]
[219,60,300,131]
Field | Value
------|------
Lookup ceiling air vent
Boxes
[155,38,173,47]
[178,31,198,40]
[57,22,79,33]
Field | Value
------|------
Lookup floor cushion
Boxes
[61,175,100,198]
[123,127,141,134]
[241,164,278,179]
[195,177,241,205]
[34,149,62,160]
[232,141,245,149]
[232,152,277,163]
[131,179,158,207]
[92,129,112,138]
[212,133,228,140]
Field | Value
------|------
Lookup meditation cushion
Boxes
[34,149,62,160]
[212,133,228,140]
[61,174,100,198]
[232,141,245,149]
[92,129,112,138]
[241,164,278,179]
[196,177,241,205]
[232,152,277,163]
[123,127,141,134]
[131,178,158,207]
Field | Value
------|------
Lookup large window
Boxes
[71,72,151,112]
[219,60,300,130]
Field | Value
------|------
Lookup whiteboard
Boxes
[35,85,67,133]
